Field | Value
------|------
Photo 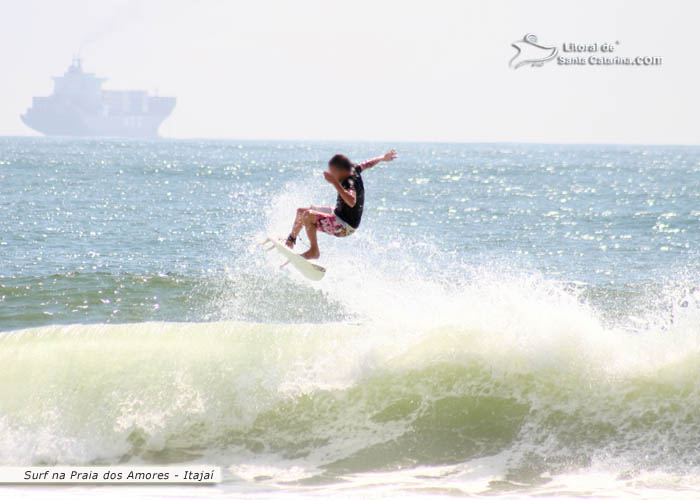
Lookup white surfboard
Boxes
[260,236,326,281]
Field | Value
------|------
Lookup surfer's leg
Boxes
[287,207,309,248]
[300,210,322,260]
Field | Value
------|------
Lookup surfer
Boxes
[286,149,397,259]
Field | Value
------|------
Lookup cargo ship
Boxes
[21,58,175,137]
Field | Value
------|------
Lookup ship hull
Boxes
[21,111,169,138]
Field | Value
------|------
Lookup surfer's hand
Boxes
[323,171,339,186]
[382,149,397,162]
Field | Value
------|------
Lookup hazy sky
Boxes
[2,0,698,143]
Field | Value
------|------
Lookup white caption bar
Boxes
[0,466,221,484]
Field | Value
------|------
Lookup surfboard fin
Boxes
[258,238,276,251]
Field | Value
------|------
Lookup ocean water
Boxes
[2,137,700,499]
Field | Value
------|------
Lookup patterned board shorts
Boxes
[311,206,355,238]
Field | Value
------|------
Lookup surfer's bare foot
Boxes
[300,248,320,260]
[285,234,296,249]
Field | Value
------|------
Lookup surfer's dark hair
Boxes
[329,154,353,171]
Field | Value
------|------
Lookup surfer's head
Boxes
[328,154,353,180]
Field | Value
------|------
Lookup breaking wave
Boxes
[3,269,700,485]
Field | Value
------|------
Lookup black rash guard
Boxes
[333,164,365,229]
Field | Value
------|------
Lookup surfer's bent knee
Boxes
[302,211,316,226]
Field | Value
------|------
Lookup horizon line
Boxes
[1,134,699,148]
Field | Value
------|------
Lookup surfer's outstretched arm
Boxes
[358,149,397,172]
